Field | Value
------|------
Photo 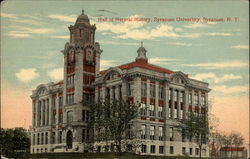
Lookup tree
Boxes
[181,112,209,159]
[0,127,30,158]
[89,99,140,154]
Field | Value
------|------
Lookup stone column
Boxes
[56,97,59,125]
[40,100,44,126]
[100,85,106,101]
[191,90,195,112]
[35,100,39,127]
[177,90,181,119]
[205,92,208,108]
[121,81,127,101]
[34,133,37,145]
[171,88,174,118]
[198,90,201,113]
[110,86,114,101]
[45,99,48,126]
[164,83,169,119]
[155,81,159,117]
[146,79,150,116]
[184,90,189,119]
[134,77,141,103]
[49,97,52,125]
[115,85,119,101]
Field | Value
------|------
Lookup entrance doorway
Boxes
[66,130,73,149]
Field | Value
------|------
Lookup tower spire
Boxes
[136,42,147,63]
[82,9,84,15]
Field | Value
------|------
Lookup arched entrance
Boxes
[66,130,73,149]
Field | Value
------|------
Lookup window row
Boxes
[141,125,164,140]
[141,145,203,156]
[66,94,74,104]
[67,74,75,85]
[140,103,163,117]
[141,82,164,99]
[32,131,62,145]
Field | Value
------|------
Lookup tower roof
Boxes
[136,42,148,62]
[75,9,90,25]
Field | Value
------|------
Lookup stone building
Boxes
[30,11,211,157]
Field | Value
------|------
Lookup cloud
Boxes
[49,35,69,39]
[8,27,56,38]
[205,32,232,36]
[167,42,192,46]
[48,14,76,22]
[100,60,117,70]
[1,13,17,19]
[190,73,242,83]
[184,21,216,29]
[47,68,63,81]
[184,61,248,69]
[185,23,209,29]
[98,40,138,46]
[212,85,249,94]
[231,45,249,49]
[12,19,42,25]
[15,68,39,82]
[149,58,181,65]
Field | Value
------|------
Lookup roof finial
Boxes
[82,9,84,15]
[141,41,143,47]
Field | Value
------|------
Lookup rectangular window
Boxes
[168,89,172,100]
[51,132,55,144]
[150,145,155,153]
[170,127,173,141]
[180,110,183,120]
[159,86,164,99]
[195,148,199,155]
[82,110,85,122]
[59,96,63,107]
[41,133,44,145]
[170,146,174,154]
[141,144,147,153]
[189,93,192,104]
[150,126,155,140]
[159,126,163,140]
[180,91,184,103]
[59,131,62,143]
[158,106,163,117]
[150,84,155,98]
[195,94,198,105]
[59,113,63,123]
[141,125,146,139]
[82,129,86,142]
[45,132,48,144]
[174,108,177,119]
[141,82,147,97]
[190,148,193,155]
[33,134,35,145]
[169,107,172,118]
[201,95,205,106]
[37,133,40,145]
[174,90,178,102]
[149,104,155,116]
[159,146,164,154]
[140,103,146,116]
[182,147,186,155]
[182,129,185,142]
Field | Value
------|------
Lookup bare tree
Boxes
[89,99,140,154]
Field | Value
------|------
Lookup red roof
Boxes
[53,80,63,86]
[220,147,245,151]
[99,59,174,75]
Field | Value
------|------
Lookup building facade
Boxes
[30,11,211,157]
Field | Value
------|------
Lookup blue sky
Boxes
[1,0,249,146]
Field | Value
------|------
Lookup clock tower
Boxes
[61,10,102,149]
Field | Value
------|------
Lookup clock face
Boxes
[86,49,93,61]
